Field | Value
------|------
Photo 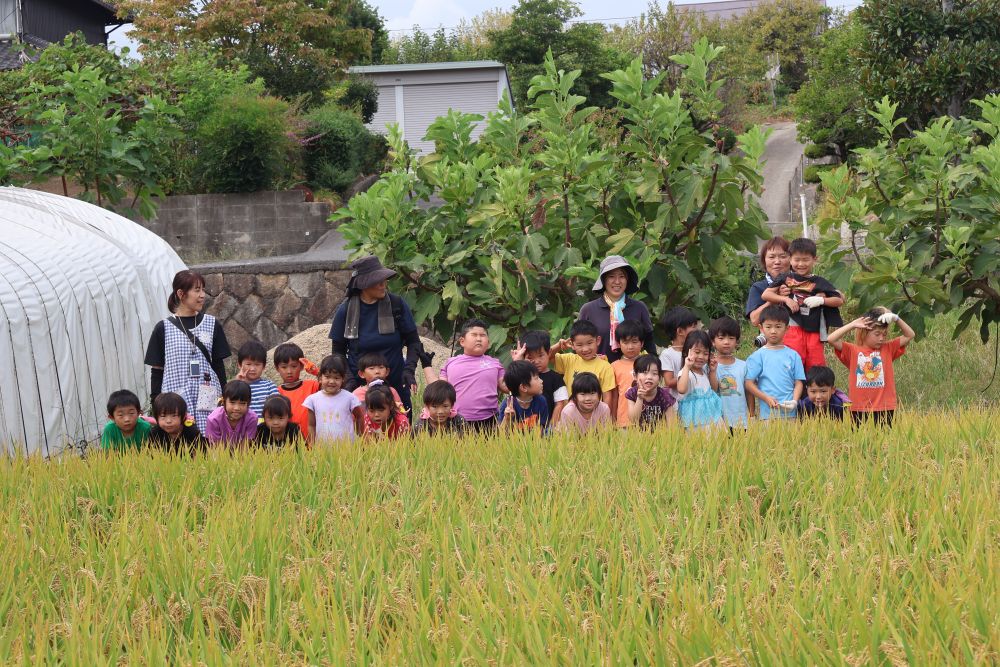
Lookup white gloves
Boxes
[803,296,825,308]
[877,312,899,325]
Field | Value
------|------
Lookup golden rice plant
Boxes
[0,410,997,664]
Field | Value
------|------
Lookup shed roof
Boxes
[350,60,507,75]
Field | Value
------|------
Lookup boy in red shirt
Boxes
[274,343,320,441]
[827,307,916,428]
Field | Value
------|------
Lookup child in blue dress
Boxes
[675,330,724,429]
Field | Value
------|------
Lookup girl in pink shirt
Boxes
[556,372,612,434]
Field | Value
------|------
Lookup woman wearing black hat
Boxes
[328,255,427,414]
[577,255,656,362]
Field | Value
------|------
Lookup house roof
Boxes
[0,35,48,71]
[350,60,507,75]
[88,0,120,14]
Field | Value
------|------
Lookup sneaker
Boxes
[753,334,766,348]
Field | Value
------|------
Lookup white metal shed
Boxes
[349,61,514,155]
[0,188,185,457]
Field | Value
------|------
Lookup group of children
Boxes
[100,237,917,452]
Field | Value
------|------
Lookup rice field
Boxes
[1,412,998,664]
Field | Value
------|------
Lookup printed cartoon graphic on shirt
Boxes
[718,374,740,396]
[514,414,540,430]
[855,350,885,388]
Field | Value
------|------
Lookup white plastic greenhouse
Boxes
[0,188,186,457]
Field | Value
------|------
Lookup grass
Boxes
[1,413,997,663]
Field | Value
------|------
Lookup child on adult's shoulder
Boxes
[549,320,617,408]
[498,360,548,432]
[206,380,258,446]
[761,237,844,372]
[254,395,303,448]
[676,330,724,429]
[274,342,321,441]
[625,355,676,428]
[412,380,467,435]
[797,366,850,419]
[362,381,410,439]
[555,372,612,434]
[304,354,365,445]
[148,392,205,453]
[659,306,702,399]
[827,307,914,428]
[440,319,506,433]
[610,320,648,427]
[709,316,755,428]
[235,340,279,418]
[510,330,568,426]
[744,305,806,420]
[353,352,404,408]
[101,389,152,452]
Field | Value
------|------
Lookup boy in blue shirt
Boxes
[744,305,806,420]
[498,360,548,432]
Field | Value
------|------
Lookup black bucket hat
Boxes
[347,255,396,292]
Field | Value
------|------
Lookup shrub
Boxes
[358,131,389,175]
[803,164,834,184]
[803,143,829,159]
[303,104,368,191]
[339,77,379,124]
[196,95,296,193]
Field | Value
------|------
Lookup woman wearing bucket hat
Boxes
[578,255,656,362]
[329,255,428,414]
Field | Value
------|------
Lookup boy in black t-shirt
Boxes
[148,392,205,454]
[762,237,844,372]
[511,330,568,427]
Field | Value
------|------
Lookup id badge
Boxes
[189,358,201,378]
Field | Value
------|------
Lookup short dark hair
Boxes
[357,352,389,372]
[759,304,790,325]
[460,318,489,337]
[569,319,599,340]
[504,360,539,397]
[571,371,602,396]
[273,343,304,366]
[805,365,836,388]
[319,354,349,378]
[661,306,699,340]
[521,330,551,353]
[633,354,662,375]
[789,237,818,257]
[615,319,646,344]
[423,380,456,407]
[682,330,713,361]
[107,389,141,415]
[222,380,252,403]
[152,392,187,419]
[261,395,292,418]
[758,236,790,267]
[708,316,741,341]
[237,340,267,364]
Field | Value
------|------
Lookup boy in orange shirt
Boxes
[610,320,647,427]
[274,342,320,441]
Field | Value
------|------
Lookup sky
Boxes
[110,0,864,55]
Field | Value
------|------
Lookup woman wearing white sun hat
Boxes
[577,255,657,362]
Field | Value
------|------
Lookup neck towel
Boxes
[344,295,395,340]
[605,294,626,351]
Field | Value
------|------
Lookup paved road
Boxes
[758,121,805,228]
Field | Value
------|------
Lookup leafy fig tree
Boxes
[335,39,769,348]
[817,95,1000,341]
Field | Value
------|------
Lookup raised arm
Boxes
[826,317,869,351]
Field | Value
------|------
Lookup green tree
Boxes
[817,96,1000,341]
[794,15,877,160]
[489,0,628,109]
[857,0,1000,130]
[119,0,373,106]
[0,35,182,218]
[382,26,483,64]
[333,42,769,346]
[347,0,389,65]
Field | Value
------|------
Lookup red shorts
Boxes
[784,326,826,371]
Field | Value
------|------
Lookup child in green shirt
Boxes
[100,390,152,451]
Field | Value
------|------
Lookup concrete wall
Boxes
[135,190,332,262]
[194,259,352,352]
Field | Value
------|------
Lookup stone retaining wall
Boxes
[194,260,352,351]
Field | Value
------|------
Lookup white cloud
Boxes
[385,0,472,32]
